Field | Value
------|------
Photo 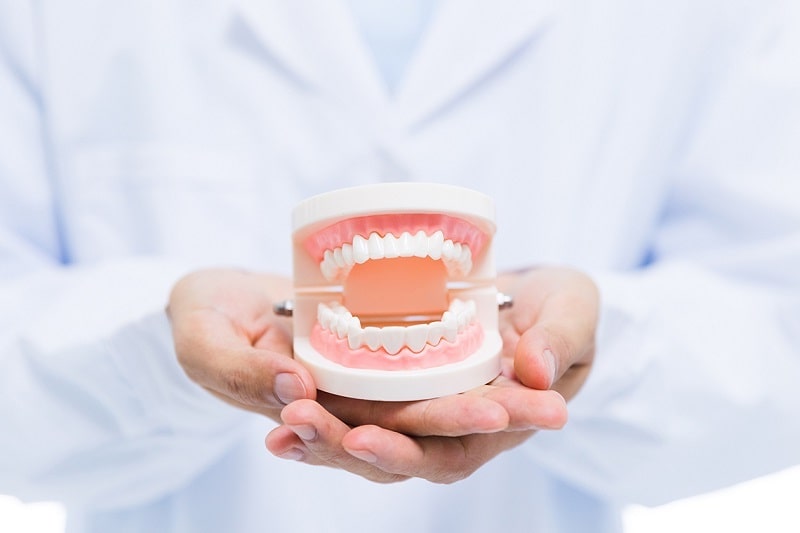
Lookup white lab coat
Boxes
[1,1,799,532]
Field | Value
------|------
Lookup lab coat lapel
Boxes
[395,0,558,128]
[227,0,557,128]
[228,0,387,109]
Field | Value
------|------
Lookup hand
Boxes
[497,267,598,401]
[266,267,598,483]
[168,269,317,421]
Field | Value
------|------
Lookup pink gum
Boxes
[309,322,485,371]
[303,214,487,262]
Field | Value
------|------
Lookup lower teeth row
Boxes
[317,299,476,354]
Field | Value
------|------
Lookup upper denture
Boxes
[304,213,486,265]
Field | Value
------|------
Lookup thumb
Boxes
[513,317,596,394]
[175,308,316,415]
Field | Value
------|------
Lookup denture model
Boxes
[289,183,503,401]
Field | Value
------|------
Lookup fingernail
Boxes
[543,349,557,387]
[346,448,377,464]
[288,424,317,442]
[278,447,306,461]
[274,373,307,405]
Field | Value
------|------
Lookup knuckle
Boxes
[222,366,265,407]
[541,324,574,367]
[429,440,479,485]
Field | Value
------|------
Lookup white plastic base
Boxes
[293,332,503,401]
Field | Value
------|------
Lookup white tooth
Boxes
[442,239,455,260]
[317,308,326,329]
[383,233,399,258]
[341,243,354,266]
[321,258,336,280]
[325,309,337,332]
[327,313,339,335]
[452,242,462,260]
[398,232,414,257]
[405,324,429,353]
[335,311,351,338]
[450,299,469,331]
[381,326,406,355]
[427,321,444,346]
[457,311,469,332]
[333,247,345,267]
[428,231,444,260]
[323,306,336,330]
[327,313,340,336]
[352,235,370,264]
[442,312,458,342]
[347,317,363,350]
[364,327,381,351]
[466,300,477,323]
[412,230,428,258]
[368,232,384,260]
[459,246,472,274]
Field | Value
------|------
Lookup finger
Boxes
[513,320,595,392]
[475,378,568,430]
[318,391,509,437]
[265,425,313,463]
[512,275,598,390]
[175,308,316,413]
[342,426,533,484]
[278,400,409,484]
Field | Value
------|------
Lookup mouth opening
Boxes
[305,214,487,370]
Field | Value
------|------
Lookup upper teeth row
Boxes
[317,298,477,354]
[319,230,473,281]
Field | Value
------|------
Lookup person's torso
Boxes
[41,0,721,276]
[31,2,741,531]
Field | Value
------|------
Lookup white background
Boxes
[2,464,800,533]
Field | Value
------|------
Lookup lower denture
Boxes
[310,322,484,370]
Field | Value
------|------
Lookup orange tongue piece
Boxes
[343,257,448,325]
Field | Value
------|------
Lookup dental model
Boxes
[288,183,503,401]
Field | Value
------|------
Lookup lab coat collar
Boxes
[228,0,557,128]
[394,0,558,128]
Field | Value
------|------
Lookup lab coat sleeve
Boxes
[527,4,800,506]
[0,4,249,509]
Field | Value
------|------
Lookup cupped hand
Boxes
[168,269,317,421]
[266,267,598,483]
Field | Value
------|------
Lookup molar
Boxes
[334,310,352,339]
